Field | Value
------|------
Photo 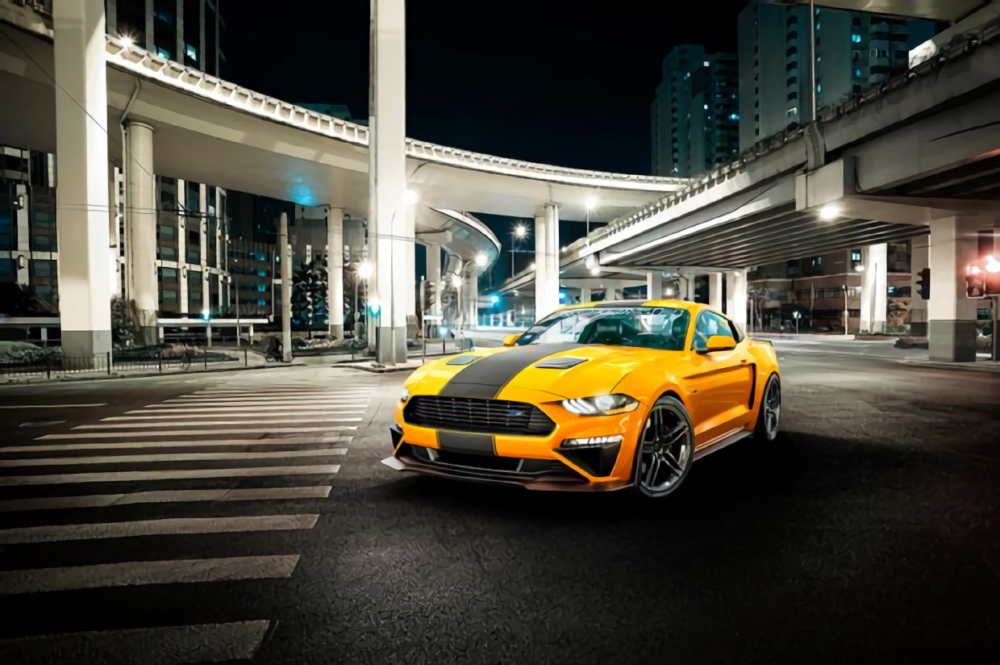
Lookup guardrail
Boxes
[0,348,248,380]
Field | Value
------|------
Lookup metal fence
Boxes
[0,349,248,380]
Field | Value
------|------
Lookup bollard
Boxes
[158,352,162,374]
[46,354,51,380]
[204,350,208,370]
[107,352,112,375]
[245,348,248,367]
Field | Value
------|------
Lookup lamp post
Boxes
[512,223,527,276]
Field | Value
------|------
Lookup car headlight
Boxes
[561,394,638,416]
[400,388,410,403]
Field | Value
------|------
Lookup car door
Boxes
[685,311,755,446]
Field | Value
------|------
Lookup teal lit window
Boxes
[257,268,267,277]
[186,44,197,61]
[258,299,267,307]
[852,34,862,43]
[258,284,266,292]
[157,47,171,59]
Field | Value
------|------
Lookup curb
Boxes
[900,359,1000,373]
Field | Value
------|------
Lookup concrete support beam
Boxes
[280,212,292,362]
[466,272,479,327]
[370,0,409,364]
[534,203,560,320]
[726,270,748,331]
[708,272,723,311]
[646,272,663,301]
[860,243,888,334]
[910,236,930,336]
[328,208,344,339]
[426,244,442,316]
[54,0,112,359]
[580,287,592,304]
[928,217,979,362]
[124,121,157,344]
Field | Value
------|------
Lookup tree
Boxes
[291,257,329,333]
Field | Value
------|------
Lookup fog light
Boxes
[561,435,623,449]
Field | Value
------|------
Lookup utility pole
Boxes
[809,0,817,123]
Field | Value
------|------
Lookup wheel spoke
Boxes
[643,454,661,487]
[660,451,683,476]
[663,423,688,448]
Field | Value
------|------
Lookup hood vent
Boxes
[534,356,588,370]
[446,355,480,366]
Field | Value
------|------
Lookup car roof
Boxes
[554,299,719,315]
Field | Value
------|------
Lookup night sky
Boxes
[224,0,748,285]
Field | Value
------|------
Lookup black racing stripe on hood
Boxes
[437,343,583,399]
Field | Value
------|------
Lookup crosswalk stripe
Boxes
[181,389,376,397]
[0,487,332,512]
[0,448,348,467]
[130,405,368,414]
[103,411,365,421]
[0,513,319,544]
[39,427,356,439]
[0,404,107,409]
[2,437,352,452]
[195,386,377,392]
[0,554,301,595]
[75,418,363,429]
[0,464,341,486]
[149,399,370,408]
[163,397,374,405]
[0,620,270,664]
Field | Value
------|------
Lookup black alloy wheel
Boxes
[634,396,694,499]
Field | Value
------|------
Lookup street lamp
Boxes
[511,223,528,275]
[475,252,487,267]
[402,188,419,205]
[819,204,841,221]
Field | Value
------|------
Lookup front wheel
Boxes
[633,396,695,499]
[754,374,781,442]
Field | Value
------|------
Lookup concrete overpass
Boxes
[499,5,1000,362]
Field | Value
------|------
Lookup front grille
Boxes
[404,396,555,436]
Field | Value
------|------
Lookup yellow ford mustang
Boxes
[382,300,781,498]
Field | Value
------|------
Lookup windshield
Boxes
[515,306,691,351]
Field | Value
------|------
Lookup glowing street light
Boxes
[357,261,372,279]
[119,34,134,48]
[854,264,865,272]
[475,252,487,267]
[819,204,841,221]
[590,266,601,276]
[529,262,536,271]
[451,273,463,288]
[514,224,527,239]
[402,189,419,205]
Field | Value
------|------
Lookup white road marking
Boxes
[0,513,319,544]
[130,404,368,413]
[0,464,341,486]
[2,437,352,452]
[0,487,332,512]
[0,448,348,467]
[180,389,376,398]
[39,426,356,439]
[148,399,370,408]
[0,554,301,595]
[0,620,269,664]
[75,417,362,429]
[103,410,365,420]
[0,404,107,409]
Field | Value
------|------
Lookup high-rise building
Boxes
[108,0,227,77]
[651,46,740,177]
[738,1,936,151]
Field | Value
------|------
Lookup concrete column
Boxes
[466,272,479,328]
[910,237,930,336]
[534,203,560,320]
[328,208,345,338]
[684,273,697,302]
[15,182,29,285]
[369,0,409,364]
[860,243,888,334]
[646,272,663,301]
[404,204,416,320]
[580,287,592,304]
[54,0,113,358]
[280,212,292,362]
[726,270,748,331]
[708,272,723,311]
[928,217,979,362]
[426,244,442,316]
[125,122,159,344]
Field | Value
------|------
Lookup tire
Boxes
[631,395,695,499]
[754,374,781,442]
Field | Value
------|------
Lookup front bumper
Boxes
[382,403,641,492]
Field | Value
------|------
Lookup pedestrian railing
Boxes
[0,348,250,380]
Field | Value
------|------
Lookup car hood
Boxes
[408,343,675,402]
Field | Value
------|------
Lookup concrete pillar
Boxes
[404,203,416,321]
[466,272,479,328]
[369,0,409,364]
[534,203,560,320]
[426,244,442,316]
[54,0,113,358]
[646,272,663,301]
[280,212,292,362]
[928,217,979,362]
[15,182,29,285]
[684,273,697,302]
[581,287,592,304]
[328,208,345,338]
[860,243,888,334]
[726,270,748,331]
[708,272,723,311]
[910,236,929,336]
[123,125,156,329]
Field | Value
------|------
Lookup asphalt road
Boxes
[0,344,998,664]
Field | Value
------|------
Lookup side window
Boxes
[692,312,738,350]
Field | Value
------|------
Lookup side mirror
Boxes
[699,335,736,354]
[502,334,521,347]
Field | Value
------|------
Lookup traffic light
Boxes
[986,255,1000,296]
[916,268,931,300]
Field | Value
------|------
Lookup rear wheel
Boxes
[633,396,694,499]
[754,374,781,442]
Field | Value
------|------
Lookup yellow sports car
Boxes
[382,300,781,498]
